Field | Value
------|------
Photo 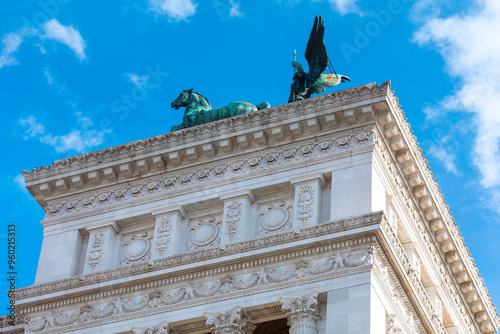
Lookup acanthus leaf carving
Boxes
[280,290,319,331]
[204,306,254,334]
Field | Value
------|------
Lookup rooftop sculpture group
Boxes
[170,16,350,132]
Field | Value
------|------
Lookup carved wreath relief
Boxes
[121,231,153,266]
[259,201,293,235]
[189,217,222,250]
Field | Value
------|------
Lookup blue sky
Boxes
[1,0,499,319]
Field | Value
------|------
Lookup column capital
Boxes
[280,290,320,332]
[205,305,255,334]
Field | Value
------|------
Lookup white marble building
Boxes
[4,82,499,334]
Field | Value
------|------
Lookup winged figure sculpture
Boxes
[288,16,351,102]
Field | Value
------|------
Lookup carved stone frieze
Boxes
[17,213,382,301]
[23,246,372,332]
[42,131,373,220]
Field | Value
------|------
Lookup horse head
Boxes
[171,88,194,110]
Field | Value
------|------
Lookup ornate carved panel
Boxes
[225,201,242,243]
[121,231,153,266]
[189,217,222,251]
[259,201,293,236]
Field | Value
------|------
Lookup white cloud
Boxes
[18,116,46,139]
[276,0,361,15]
[127,73,150,87]
[43,19,87,59]
[427,144,460,175]
[13,174,27,193]
[149,0,197,21]
[413,0,500,190]
[44,67,54,84]
[326,0,361,15]
[229,0,244,17]
[39,129,107,153]
[0,28,37,69]
[18,114,109,153]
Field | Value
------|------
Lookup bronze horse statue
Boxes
[170,88,270,131]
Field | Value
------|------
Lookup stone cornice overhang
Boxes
[22,82,387,209]
[16,212,383,310]
[371,89,499,332]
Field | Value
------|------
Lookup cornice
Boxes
[21,82,389,207]
[374,89,499,332]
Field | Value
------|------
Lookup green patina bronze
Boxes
[170,88,270,131]
[289,15,351,102]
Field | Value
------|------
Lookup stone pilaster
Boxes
[280,290,320,334]
[220,190,255,244]
[204,306,255,334]
[151,205,186,259]
[291,174,326,229]
[83,221,119,273]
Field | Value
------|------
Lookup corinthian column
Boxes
[204,306,255,334]
[280,290,320,334]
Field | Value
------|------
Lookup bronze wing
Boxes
[305,16,329,86]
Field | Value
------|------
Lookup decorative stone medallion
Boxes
[189,217,222,250]
[121,231,153,266]
[259,201,293,235]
